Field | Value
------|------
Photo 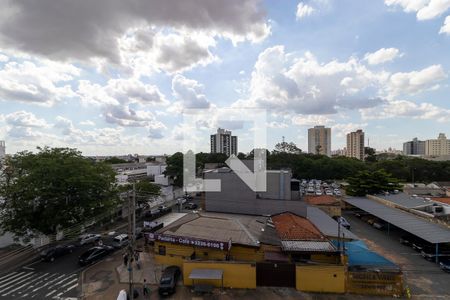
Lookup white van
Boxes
[112,234,129,248]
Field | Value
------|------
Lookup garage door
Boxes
[256,262,295,287]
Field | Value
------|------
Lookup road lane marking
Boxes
[0,272,26,285]
[0,272,34,291]
[1,273,49,296]
[0,272,17,281]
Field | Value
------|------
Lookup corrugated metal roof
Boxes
[344,197,450,244]
[377,193,437,208]
[281,240,336,252]
[306,207,358,240]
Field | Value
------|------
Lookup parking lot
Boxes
[344,212,450,298]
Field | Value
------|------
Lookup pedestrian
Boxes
[123,252,129,266]
[134,251,141,269]
[143,278,150,296]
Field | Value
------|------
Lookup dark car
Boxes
[399,235,415,246]
[78,246,114,266]
[184,202,198,210]
[40,244,75,262]
[439,257,450,272]
[158,266,181,296]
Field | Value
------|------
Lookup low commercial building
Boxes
[147,211,346,292]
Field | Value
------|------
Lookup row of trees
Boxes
[0,147,160,238]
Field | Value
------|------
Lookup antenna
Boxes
[282,136,285,143]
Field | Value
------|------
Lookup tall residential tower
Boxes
[210,128,238,156]
[346,129,365,160]
[308,126,331,157]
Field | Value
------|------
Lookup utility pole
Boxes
[127,183,136,298]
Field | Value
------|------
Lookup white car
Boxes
[315,190,323,196]
[325,190,333,196]
[334,190,342,196]
[79,233,101,245]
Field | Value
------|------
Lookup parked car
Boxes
[112,234,129,248]
[78,245,114,266]
[333,216,351,230]
[184,202,198,210]
[372,221,386,230]
[315,190,323,196]
[439,257,450,272]
[399,235,414,246]
[325,190,333,196]
[158,205,172,213]
[79,233,102,246]
[158,266,181,296]
[176,197,187,205]
[40,244,75,262]
[412,241,427,252]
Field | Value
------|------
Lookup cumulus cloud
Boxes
[296,2,315,19]
[5,110,49,128]
[385,0,450,20]
[236,46,387,115]
[170,75,211,112]
[0,60,79,106]
[0,0,270,66]
[119,28,219,75]
[360,99,450,122]
[364,48,402,65]
[386,64,447,96]
[440,15,450,34]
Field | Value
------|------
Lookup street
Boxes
[343,211,450,298]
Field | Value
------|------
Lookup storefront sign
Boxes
[146,233,232,251]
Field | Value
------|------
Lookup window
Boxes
[158,245,166,256]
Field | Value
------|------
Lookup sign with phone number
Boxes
[146,233,232,251]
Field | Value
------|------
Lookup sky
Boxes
[0,0,449,156]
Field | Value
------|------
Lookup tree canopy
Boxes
[0,147,118,237]
[346,169,401,196]
[103,156,128,164]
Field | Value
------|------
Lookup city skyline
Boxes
[0,1,449,155]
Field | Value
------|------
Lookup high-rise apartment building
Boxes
[210,128,238,156]
[308,126,331,157]
[0,141,5,159]
[403,138,425,156]
[425,133,450,156]
[346,129,365,160]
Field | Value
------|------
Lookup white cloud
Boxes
[386,64,446,96]
[170,75,211,112]
[332,123,367,138]
[0,60,79,106]
[364,48,402,65]
[4,110,49,128]
[236,46,387,115]
[439,15,450,34]
[79,120,95,126]
[296,2,315,19]
[0,0,270,65]
[292,115,334,126]
[360,99,450,122]
[385,0,450,20]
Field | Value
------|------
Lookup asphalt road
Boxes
[343,211,450,298]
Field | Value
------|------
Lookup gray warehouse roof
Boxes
[307,207,359,240]
[376,193,438,208]
[344,197,450,244]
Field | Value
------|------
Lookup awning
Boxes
[189,269,223,280]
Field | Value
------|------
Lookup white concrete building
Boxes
[210,128,238,156]
[346,129,365,160]
[147,164,166,177]
[308,126,331,157]
[425,133,450,156]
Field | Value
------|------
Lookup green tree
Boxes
[164,152,184,187]
[0,147,118,237]
[346,169,400,196]
[119,180,161,206]
[273,141,302,154]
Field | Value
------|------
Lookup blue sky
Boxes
[0,0,449,155]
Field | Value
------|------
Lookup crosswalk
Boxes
[0,270,79,299]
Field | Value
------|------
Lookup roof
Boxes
[271,212,326,241]
[432,198,450,205]
[376,193,437,208]
[304,195,339,206]
[344,197,450,244]
[336,240,398,270]
[158,212,266,247]
[280,240,336,252]
[189,269,223,280]
[306,207,358,240]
